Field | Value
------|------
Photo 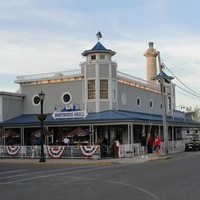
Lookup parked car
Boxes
[185,134,200,151]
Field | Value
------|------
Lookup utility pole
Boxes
[157,51,169,156]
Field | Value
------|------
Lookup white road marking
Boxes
[0,164,161,200]
[0,165,121,185]
[0,169,29,175]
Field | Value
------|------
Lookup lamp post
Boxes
[37,91,46,162]
[152,52,173,156]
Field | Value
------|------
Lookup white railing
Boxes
[0,145,101,159]
[119,143,141,158]
[117,71,160,90]
[161,140,185,152]
[15,69,82,83]
[119,140,185,158]
[0,141,186,159]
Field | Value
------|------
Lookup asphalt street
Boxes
[0,150,199,200]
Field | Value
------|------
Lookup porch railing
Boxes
[0,145,101,159]
[119,140,185,158]
[0,140,186,159]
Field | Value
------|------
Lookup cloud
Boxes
[1,0,200,108]
[0,0,29,8]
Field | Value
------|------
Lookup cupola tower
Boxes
[80,34,118,112]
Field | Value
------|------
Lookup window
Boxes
[149,100,153,109]
[112,90,116,101]
[88,80,95,99]
[121,93,127,105]
[32,95,40,106]
[61,92,72,104]
[100,55,105,59]
[91,55,96,60]
[136,97,141,107]
[168,97,171,110]
[100,80,108,99]
[112,80,116,100]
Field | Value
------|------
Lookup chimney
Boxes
[144,42,158,83]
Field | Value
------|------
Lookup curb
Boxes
[0,160,116,165]
[147,156,170,162]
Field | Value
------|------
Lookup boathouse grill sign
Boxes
[52,111,87,119]
[52,104,88,119]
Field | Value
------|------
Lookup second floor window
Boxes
[100,80,108,99]
[100,55,105,59]
[88,80,95,99]
[91,55,96,60]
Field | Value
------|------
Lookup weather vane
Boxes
[96,31,102,41]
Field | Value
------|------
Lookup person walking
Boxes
[147,133,154,153]
[141,132,148,158]
[153,134,161,157]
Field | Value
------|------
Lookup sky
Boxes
[1,0,200,109]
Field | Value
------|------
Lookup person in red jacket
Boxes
[153,134,161,157]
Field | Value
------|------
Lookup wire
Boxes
[163,60,199,75]
[176,85,200,99]
[176,90,200,101]
[162,63,200,96]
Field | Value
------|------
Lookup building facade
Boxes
[0,39,199,155]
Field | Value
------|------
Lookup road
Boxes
[0,151,199,200]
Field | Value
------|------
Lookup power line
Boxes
[176,85,200,99]
[176,89,200,101]
[162,63,200,97]
[163,60,200,76]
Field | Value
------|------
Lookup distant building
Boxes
[176,105,187,112]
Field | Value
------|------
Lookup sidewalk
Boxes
[0,149,183,165]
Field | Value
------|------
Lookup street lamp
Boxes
[152,51,174,156]
[37,91,46,162]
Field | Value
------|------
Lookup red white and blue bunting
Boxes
[5,146,21,156]
[80,146,99,156]
[46,146,66,159]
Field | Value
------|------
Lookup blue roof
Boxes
[154,70,174,81]
[1,110,199,127]
[82,42,116,56]
[91,42,107,50]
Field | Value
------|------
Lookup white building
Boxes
[0,37,199,157]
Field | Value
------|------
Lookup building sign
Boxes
[173,110,185,119]
[52,110,88,119]
[52,103,88,119]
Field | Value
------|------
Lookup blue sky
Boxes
[1,0,200,108]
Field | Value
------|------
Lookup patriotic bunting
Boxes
[46,146,66,159]
[5,146,21,156]
[80,146,99,156]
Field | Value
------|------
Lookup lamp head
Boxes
[39,91,45,101]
